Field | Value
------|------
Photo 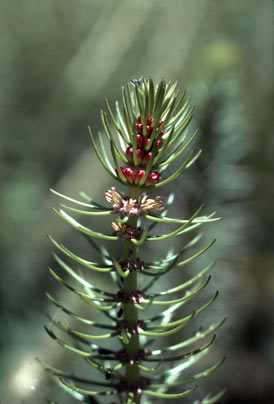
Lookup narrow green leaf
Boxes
[135,84,145,123]
[145,213,220,225]
[52,208,118,240]
[126,82,137,123]
[59,204,114,216]
[147,334,216,362]
[167,97,192,131]
[146,204,204,242]
[157,129,199,169]
[44,326,94,357]
[143,384,197,398]
[160,96,177,129]
[97,130,118,175]
[137,361,162,373]
[105,98,129,144]
[154,148,197,188]
[82,297,119,311]
[50,188,103,209]
[48,235,113,272]
[115,100,130,143]
[147,291,219,333]
[143,275,211,306]
[58,321,118,340]
[122,86,133,133]
[101,111,127,163]
[152,357,226,388]
[48,268,114,303]
[148,77,155,116]
[88,127,117,179]
[37,358,116,387]
[109,140,128,184]
[177,239,216,268]
[134,297,154,311]
[140,311,195,337]
[141,255,180,277]
[46,293,114,329]
[154,261,215,297]
[155,317,227,354]
[59,377,117,396]
[200,388,227,404]
[185,149,203,169]
[166,106,194,149]
[53,253,96,288]
[163,88,186,126]
[153,80,166,122]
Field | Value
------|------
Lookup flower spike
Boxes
[43,78,225,404]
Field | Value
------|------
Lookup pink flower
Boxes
[105,187,123,211]
[105,187,164,215]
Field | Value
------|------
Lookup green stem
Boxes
[123,186,142,403]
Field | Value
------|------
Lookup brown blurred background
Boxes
[1,1,274,403]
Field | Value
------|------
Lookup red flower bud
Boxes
[147,115,154,125]
[135,170,145,184]
[143,138,151,149]
[160,129,165,137]
[142,152,152,166]
[158,120,163,127]
[136,123,143,134]
[145,172,162,185]
[136,134,143,148]
[157,139,163,148]
[137,116,142,123]
[146,125,152,135]
[123,167,134,183]
[115,166,125,179]
[136,149,144,164]
[126,147,133,162]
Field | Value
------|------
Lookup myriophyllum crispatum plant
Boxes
[41,78,226,404]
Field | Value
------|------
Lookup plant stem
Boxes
[123,186,142,403]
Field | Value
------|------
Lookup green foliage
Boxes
[41,78,225,403]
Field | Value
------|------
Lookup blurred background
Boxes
[1,0,274,403]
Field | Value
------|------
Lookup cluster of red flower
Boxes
[115,115,163,186]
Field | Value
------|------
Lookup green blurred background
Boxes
[1,0,274,403]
